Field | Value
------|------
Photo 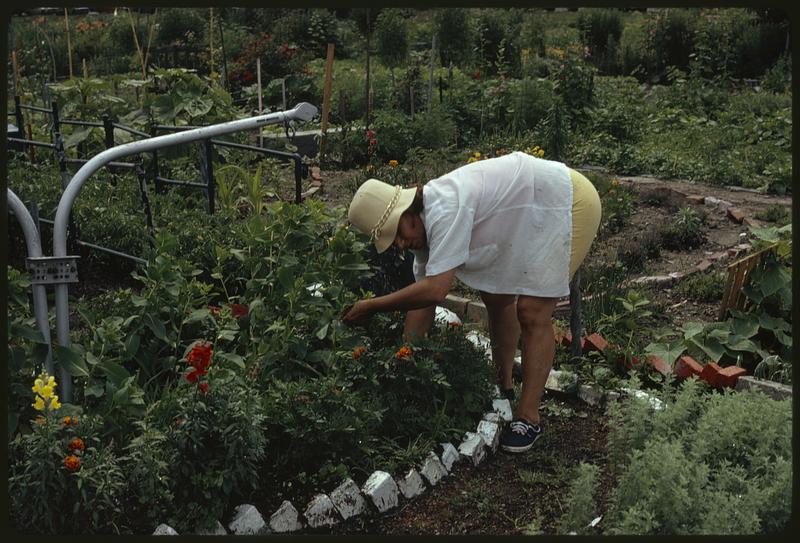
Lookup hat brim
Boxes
[374,187,417,254]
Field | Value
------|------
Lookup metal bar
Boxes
[103,115,114,148]
[51,103,318,406]
[19,104,54,114]
[294,155,302,204]
[60,119,104,127]
[6,189,55,377]
[13,96,25,137]
[155,177,208,189]
[210,139,297,159]
[7,138,57,150]
[65,158,137,170]
[113,123,150,138]
[73,239,148,265]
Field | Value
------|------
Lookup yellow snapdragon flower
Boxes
[31,371,61,412]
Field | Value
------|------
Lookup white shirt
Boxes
[411,152,573,298]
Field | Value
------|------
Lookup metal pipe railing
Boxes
[7,189,55,377]
[51,102,318,401]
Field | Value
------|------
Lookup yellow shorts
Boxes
[568,169,602,279]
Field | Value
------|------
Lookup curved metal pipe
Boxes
[7,189,54,376]
[52,103,318,402]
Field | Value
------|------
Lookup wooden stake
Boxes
[82,58,88,79]
[143,9,158,79]
[428,33,436,112]
[11,51,20,92]
[256,57,263,147]
[321,43,335,134]
[128,8,146,79]
[209,8,214,77]
[64,8,73,78]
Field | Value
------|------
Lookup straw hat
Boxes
[348,179,417,254]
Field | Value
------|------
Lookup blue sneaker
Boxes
[500,418,543,453]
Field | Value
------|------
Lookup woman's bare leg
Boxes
[514,295,558,425]
[480,291,520,391]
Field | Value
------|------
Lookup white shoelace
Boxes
[510,420,538,435]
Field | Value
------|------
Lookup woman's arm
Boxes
[342,269,456,324]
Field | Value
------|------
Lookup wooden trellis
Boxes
[719,243,778,320]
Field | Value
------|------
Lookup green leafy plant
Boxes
[674,270,725,302]
[557,462,601,535]
[604,376,791,534]
[661,207,708,250]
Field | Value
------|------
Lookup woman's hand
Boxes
[341,300,374,326]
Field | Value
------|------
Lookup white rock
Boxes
[491,398,513,422]
[228,504,266,535]
[578,384,604,407]
[440,442,461,472]
[195,520,227,535]
[492,385,502,398]
[482,411,502,423]
[307,283,323,297]
[269,500,304,533]
[330,478,367,521]
[466,331,492,356]
[397,468,426,499]
[458,432,487,466]
[362,471,399,513]
[420,451,449,485]
[477,419,501,452]
[621,387,665,411]
[153,524,179,536]
[545,369,578,393]
[304,493,340,529]
[435,306,462,325]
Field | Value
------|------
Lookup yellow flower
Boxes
[32,397,46,411]
[40,385,53,399]
[537,149,545,157]
[611,178,619,187]
[389,159,399,168]
[50,397,61,411]
[467,157,478,163]
[32,378,43,394]
[473,151,481,158]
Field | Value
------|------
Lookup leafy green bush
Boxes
[434,8,474,67]
[557,462,601,534]
[661,207,708,250]
[577,8,624,74]
[9,412,129,534]
[605,377,792,534]
[674,270,725,302]
[644,8,696,80]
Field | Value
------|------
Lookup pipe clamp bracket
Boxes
[26,256,80,285]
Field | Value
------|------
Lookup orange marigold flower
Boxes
[62,416,72,426]
[352,346,367,359]
[389,159,399,168]
[64,455,81,472]
[67,437,85,452]
[395,345,413,359]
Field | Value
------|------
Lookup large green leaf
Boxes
[724,335,760,353]
[644,340,686,366]
[143,314,167,341]
[97,360,131,385]
[54,345,90,378]
[681,322,705,341]
[760,262,790,298]
[63,126,97,149]
[729,312,761,338]
[9,322,46,343]
[687,336,726,363]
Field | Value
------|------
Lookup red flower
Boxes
[67,437,85,452]
[366,130,376,139]
[242,71,254,83]
[187,342,212,370]
[198,382,209,395]
[475,70,481,80]
[231,303,249,319]
[209,305,220,316]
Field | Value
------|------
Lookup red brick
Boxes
[675,355,703,379]
[646,354,671,376]
[727,207,746,223]
[687,194,706,205]
[700,362,723,387]
[585,333,610,352]
[718,366,747,388]
[694,259,713,273]
[562,331,585,349]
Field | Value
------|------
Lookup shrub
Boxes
[674,270,725,302]
[152,359,268,533]
[605,378,792,534]
[760,54,791,94]
[645,8,696,80]
[754,204,790,226]
[375,9,409,72]
[577,8,624,74]
[617,225,663,272]
[557,462,601,534]
[434,8,474,67]
[9,412,129,534]
[661,207,708,250]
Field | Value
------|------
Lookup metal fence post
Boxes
[569,269,583,360]
[134,155,155,236]
[13,95,26,155]
[51,101,61,139]
[198,140,215,215]
[54,132,69,190]
[150,123,163,194]
[102,114,114,148]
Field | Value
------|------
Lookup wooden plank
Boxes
[719,244,778,319]
[321,43,336,134]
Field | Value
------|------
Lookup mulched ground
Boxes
[321,392,613,536]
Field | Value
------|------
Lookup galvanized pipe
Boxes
[52,103,318,402]
[7,189,54,376]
